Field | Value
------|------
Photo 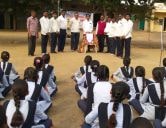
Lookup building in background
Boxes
[144,3,166,32]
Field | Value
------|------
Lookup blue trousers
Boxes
[41,34,49,53]
[71,32,80,50]
[28,35,36,55]
[109,37,117,54]
[58,29,66,52]
[50,32,58,52]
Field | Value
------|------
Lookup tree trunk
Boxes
[13,15,17,31]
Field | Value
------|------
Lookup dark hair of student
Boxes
[84,55,92,72]
[163,58,166,67]
[123,57,131,68]
[1,51,10,71]
[108,82,130,128]
[0,105,6,127]
[152,67,165,107]
[90,60,100,76]
[33,57,43,71]
[24,67,38,82]
[97,65,109,81]
[129,117,153,128]
[42,54,50,65]
[135,66,146,94]
[10,79,28,127]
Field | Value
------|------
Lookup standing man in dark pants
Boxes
[117,14,127,58]
[27,10,38,56]
[49,11,59,53]
[123,14,133,58]
[39,11,50,54]
[96,15,106,52]
[57,10,67,52]
[104,16,111,53]
[70,12,81,51]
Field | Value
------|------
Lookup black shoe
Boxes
[51,51,57,53]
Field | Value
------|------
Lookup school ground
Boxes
[0,31,166,128]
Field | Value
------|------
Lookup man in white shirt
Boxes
[117,14,127,58]
[108,16,118,55]
[123,14,133,58]
[70,12,81,51]
[57,10,67,52]
[82,14,93,52]
[104,16,111,53]
[49,11,59,53]
[39,11,50,54]
[82,14,93,34]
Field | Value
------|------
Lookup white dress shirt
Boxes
[123,19,133,39]
[108,22,118,38]
[57,15,67,29]
[104,22,111,36]
[39,16,50,35]
[70,17,81,33]
[82,19,93,34]
[49,17,60,33]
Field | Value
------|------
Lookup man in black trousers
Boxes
[27,10,38,56]
[39,11,50,54]
[57,10,67,52]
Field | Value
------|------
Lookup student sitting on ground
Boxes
[42,54,57,96]
[83,81,132,128]
[111,57,134,82]
[76,60,100,114]
[130,67,166,128]
[0,51,19,85]
[0,67,9,99]
[3,79,52,128]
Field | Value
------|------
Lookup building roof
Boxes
[154,3,166,13]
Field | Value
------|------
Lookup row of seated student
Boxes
[0,51,57,128]
[72,55,166,128]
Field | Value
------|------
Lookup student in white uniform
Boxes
[3,79,52,128]
[33,57,52,112]
[73,55,92,80]
[83,81,132,128]
[0,51,19,85]
[82,65,112,127]
[42,54,57,96]
[111,57,134,82]
[130,67,166,128]
[129,117,153,128]
[39,11,50,54]
[127,66,152,100]
[77,60,100,114]
[49,11,59,53]
[0,67,9,99]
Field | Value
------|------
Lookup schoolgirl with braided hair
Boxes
[0,51,19,85]
[111,57,134,82]
[130,67,166,127]
[84,82,132,128]
[127,66,152,100]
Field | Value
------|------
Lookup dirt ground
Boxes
[0,31,165,128]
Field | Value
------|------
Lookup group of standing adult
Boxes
[27,10,133,58]
[96,14,133,58]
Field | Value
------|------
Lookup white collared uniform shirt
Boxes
[104,22,111,36]
[123,19,133,39]
[57,15,67,30]
[70,17,81,33]
[49,17,60,33]
[39,16,50,35]
[108,22,118,38]
[82,19,93,34]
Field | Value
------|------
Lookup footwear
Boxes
[51,51,57,53]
